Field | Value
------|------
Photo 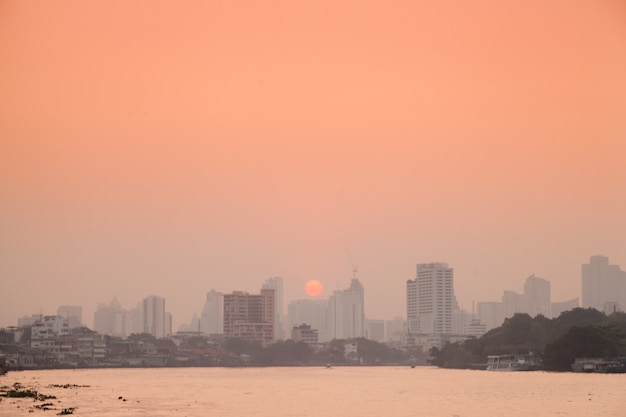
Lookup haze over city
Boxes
[1,1,625,330]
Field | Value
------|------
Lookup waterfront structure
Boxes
[262,277,285,340]
[223,288,275,347]
[486,354,541,371]
[582,255,626,312]
[328,278,365,340]
[200,289,224,335]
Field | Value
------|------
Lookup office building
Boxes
[287,299,329,342]
[328,278,365,340]
[582,255,626,312]
[223,289,275,347]
[406,263,454,335]
[142,295,169,338]
[523,274,551,317]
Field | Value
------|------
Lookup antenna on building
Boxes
[344,247,358,280]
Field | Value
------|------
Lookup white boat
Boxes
[486,354,541,371]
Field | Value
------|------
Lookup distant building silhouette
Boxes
[476,302,504,332]
[328,278,365,339]
[365,319,385,342]
[142,295,171,338]
[523,274,551,317]
[287,299,329,342]
[56,305,83,329]
[476,273,579,331]
[384,316,406,344]
[262,277,285,340]
[582,255,626,312]
[93,298,123,336]
[200,289,223,335]
[550,298,580,318]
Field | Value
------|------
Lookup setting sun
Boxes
[305,279,324,297]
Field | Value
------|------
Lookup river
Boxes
[1,366,624,416]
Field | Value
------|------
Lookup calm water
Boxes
[1,367,624,417]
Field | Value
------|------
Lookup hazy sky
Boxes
[1,1,625,330]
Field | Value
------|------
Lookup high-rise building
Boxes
[406,278,418,334]
[262,277,284,340]
[582,256,626,312]
[56,305,83,329]
[287,299,329,342]
[385,317,406,343]
[200,289,224,335]
[223,289,275,347]
[328,278,365,340]
[365,319,385,342]
[94,298,122,336]
[523,274,551,317]
[406,263,454,335]
[142,295,169,338]
[476,301,504,332]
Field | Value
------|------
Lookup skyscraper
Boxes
[406,262,454,335]
[287,299,329,342]
[582,255,626,312]
[200,289,224,335]
[262,276,284,340]
[328,278,365,339]
[523,274,551,317]
[142,295,168,338]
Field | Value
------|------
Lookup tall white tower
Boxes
[406,263,454,335]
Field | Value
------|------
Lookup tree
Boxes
[543,325,624,371]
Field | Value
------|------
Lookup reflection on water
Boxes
[1,367,624,417]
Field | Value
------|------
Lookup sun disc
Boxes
[305,279,324,297]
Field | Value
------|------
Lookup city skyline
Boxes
[5,254,621,333]
[2,2,625,332]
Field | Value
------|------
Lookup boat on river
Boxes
[486,354,541,371]
[571,358,626,373]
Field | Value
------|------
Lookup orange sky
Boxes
[1,1,625,328]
